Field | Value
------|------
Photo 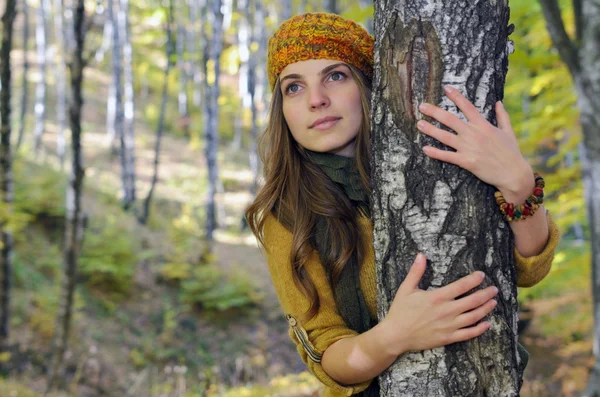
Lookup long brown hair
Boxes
[245,64,373,322]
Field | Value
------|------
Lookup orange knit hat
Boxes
[267,13,374,91]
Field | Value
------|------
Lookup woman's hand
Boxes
[380,253,498,356]
[416,86,535,203]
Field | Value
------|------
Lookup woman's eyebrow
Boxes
[280,63,348,83]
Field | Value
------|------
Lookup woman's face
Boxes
[279,59,363,158]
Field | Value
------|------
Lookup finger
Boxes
[443,85,487,126]
[417,120,459,149]
[454,299,497,329]
[436,271,485,301]
[450,321,491,344]
[450,286,498,314]
[422,146,463,167]
[399,253,427,293]
[495,101,513,134]
[419,103,466,134]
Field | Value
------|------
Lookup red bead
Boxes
[523,207,530,216]
[534,187,543,196]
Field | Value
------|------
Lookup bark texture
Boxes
[371,1,522,396]
[47,0,86,388]
[537,0,600,394]
[0,0,17,348]
[140,0,175,225]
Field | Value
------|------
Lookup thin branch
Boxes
[538,0,580,77]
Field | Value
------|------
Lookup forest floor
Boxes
[3,50,594,396]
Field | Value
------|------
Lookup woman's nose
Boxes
[308,87,330,110]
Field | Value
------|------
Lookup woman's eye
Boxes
[329,71,346,82]
[285,83,300,94]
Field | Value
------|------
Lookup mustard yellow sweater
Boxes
[262,211,560,397]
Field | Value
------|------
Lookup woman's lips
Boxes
[312,118,341,130]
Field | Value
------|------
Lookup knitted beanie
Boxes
[267,13,374,91]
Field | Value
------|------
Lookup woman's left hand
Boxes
[416,85,534,202]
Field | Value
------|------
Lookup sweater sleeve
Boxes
[515,210,561,288]
[262,213,373,396]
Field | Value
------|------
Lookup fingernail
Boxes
[476,271,485,280]
[444,85,454,94]
[419,103,430,111]
[498,101,504,109]
[491,299,498,306]
[417,120,425,129]
[493,287,499,294]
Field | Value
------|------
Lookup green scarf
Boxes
[306,150,379,397]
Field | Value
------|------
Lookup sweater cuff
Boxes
[515,210,560,288]
[288,320,373,395]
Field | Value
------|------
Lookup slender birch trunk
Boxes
[16,0,29,150]
[53,0,68,167]
[33,0,48,152]
[140,0,175,225]
[0,0,17,350]
[119,0,136,209]
[47,0,86,388]
[372,1,522,395]
[203,0,223,243]
[107,0,122,153]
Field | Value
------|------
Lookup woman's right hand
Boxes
[380,253,498,356]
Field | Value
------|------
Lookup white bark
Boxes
[33,0,48,152]
[372,1,521,395]
[53,0,67,167]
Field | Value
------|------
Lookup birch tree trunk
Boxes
[53,0,68,167]
[177,16,189,136]
[119,0,136,209]
[281,0,292,20]
[107,0,122,154]
[232,0,250,152]
[326,0,337,14]
[33,0,48,152]
[203,0,223,243]
[16,0,29,150]
[47,0,86,388]
[371,1,522,395]
[537,0,600,394]
[0,0,17,349]
[140,0,175,225]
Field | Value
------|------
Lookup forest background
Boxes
[0,0,592,395]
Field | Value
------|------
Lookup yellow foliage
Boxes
[0,351,11,363]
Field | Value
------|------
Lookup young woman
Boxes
[245,13,560,397]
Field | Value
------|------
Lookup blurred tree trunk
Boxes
[119,0,136,209]
[0,0,16,351]
[107,0,122,153]
[16,0,28,150]
[232,0,250,152]
[140,0,175,225]
[95,2,112,62]
[282,0,292,20]
[326,0,337,14]
[537,1,600,394]
[359,0,373,34]
[53,0,68,167]
[248,0,262,198]
[47,0,87,389]
[177,8,190,136]
[371,1,523,396]
[191,0,203,107]
[203,0,223,244]
[33,0,48,152]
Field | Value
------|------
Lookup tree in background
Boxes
[203,0,224,245]
[16,0,29,151]
[536,0,600,394]
[33,0,48,153]
[372,0,523,394]
[47,0,89,388]
[141,0,176,225]
[0,0,17,351]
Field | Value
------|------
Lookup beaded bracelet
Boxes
[494,173,545,222]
